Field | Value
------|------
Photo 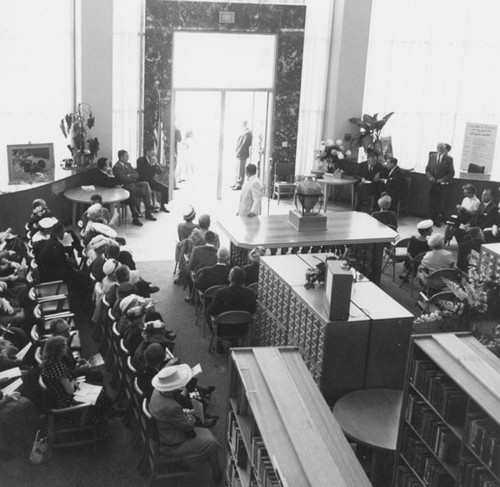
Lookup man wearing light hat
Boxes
[149,365,223,484]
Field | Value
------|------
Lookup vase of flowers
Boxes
[414,266,500,356]
[60,103,99,170]
[315,137,352,174]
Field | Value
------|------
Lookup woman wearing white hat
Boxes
[149,365,223,484]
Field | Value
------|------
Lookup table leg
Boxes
[370,450,395,487]
[323,185,328,213]
[351,185,355,210]
[72,202,77,227]
[371,243,385,284]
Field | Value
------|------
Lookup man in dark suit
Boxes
[207,266,257,317]
[188,231,218,274]
[425,142,455,226]
[137,148,170,213]
[455,188,498,244]
[112,150,157,226]
[354,150,384,211]
[380,157,407,206]
[194,247,230,293]
[93,157,117,188]
[232,121,253,190]
[184,231,218,302]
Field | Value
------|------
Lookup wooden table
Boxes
[318,176,357,210]
[64,186,130,226]
[333,388,403,487]
[217,212,397,283]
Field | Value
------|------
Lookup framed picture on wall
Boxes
[7,143,55,185]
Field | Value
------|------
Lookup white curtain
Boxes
[112,0,144,164]
[295,0,335,176]
[363,0,500,177]
[0,0,74,188]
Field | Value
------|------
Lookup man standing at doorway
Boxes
[232,120,253,190]
[425,142,455,227]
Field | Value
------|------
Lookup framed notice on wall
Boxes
[460,122,497,174]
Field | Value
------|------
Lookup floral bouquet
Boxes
[315,138,352,173]
[413,266,500,356]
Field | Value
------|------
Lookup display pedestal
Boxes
[287,210,327,231]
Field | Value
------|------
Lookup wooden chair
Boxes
[422,267,463,297]
[38,375,99,453]
[28,280,68,302]
[209,311,253,364]
[131,377,145,450]
[138,398,206,485]
[401,251,427,297]
[272,162,297,204]
[123,356,137,427]
[417,290,458,313]
[196,285,227,336]
[246,282,259,296]
[34,295,71,321]
[381,237,411,281]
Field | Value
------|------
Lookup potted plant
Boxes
[60,103,99,169]
[349,112,394,159]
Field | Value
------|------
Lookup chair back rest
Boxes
[204,284,227,300]
[429,291,458,306]
[394,237,412,249]
[427,268,462,291]
[246,282,258,295]
[127,356,137,376]
[274,162,295,182]
[215,310,253,338]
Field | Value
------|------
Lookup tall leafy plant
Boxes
[349,112,394,157]
[60,103,99,165]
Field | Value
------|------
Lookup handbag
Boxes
[29,429,52,464]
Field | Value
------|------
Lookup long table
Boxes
[217,211,397,283]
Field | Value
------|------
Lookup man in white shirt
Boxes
[237,164,262,217]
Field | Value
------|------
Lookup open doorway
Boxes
[172,32,276,200]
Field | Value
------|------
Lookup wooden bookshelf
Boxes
[226,347,371,487]
[256,254,414,404]
[392,333,500,487]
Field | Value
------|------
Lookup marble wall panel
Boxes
[144,0,305,171]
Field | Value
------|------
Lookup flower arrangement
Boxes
[315,138,352,173]
[60,103,99,168]
[414,266,500,356]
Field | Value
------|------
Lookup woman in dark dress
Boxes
[401,219,433,280]
[40,336,114,423]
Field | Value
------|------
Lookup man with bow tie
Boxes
[425,142,455,226]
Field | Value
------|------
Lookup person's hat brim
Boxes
[152,364,193,392]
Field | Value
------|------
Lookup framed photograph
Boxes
[7,143,55,185]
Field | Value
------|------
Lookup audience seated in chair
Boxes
[132,318,175,371]
[177,206,199,242]
[148,365,223,485]
[454,188,498,245]
[206,267,257,354]
[379,157,406,208]
[243,246,265,285]
[443,184,480,245]
[417,234,454,287]
[371,193,398,231]
[194,247,231,293]
[354,149,383,212]
[400,219,433,282]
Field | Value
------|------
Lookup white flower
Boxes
[325,139,334,146]
[337,152,344,160]
[319,143,325,151]
[346,150,352,157]
[335,139,343,146]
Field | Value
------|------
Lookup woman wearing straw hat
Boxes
[149,365,223,484]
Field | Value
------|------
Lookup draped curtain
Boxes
[295,0,335,176]
[0,0,74,186]
[112,0,145,162]
[363,0,500,177]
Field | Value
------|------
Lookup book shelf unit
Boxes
[480,243,500,278]
[226,347,371,487]
[393,333,500,487]
[255,254,413,405]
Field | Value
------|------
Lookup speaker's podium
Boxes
[323,260,353,320]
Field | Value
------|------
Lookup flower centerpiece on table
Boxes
[414,266,500,356]
[315,138,352,174]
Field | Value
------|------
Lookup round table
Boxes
[64,186,130,225]
[333,388,403,486]
[318,176,357,211]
